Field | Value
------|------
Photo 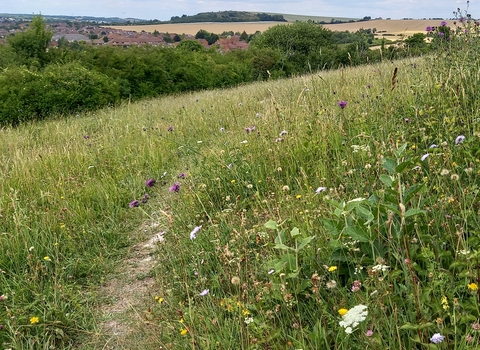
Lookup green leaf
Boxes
[297,236,315,251]
[394,143,408,157]
[403,183,426,204]
[379,174,394,187]
[273,243,293,251]
[290,227,300,238]
[355,205,374,224]
[345,226,369,242]
[395,160,412,174]
[404,209,426,217]
[382,157,397,174]
[264,220,278,230]
[399,322,419,331]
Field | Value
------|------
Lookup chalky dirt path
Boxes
[83,223,166,349]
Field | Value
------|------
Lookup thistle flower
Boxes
[169,182,181,192]
[129,200,140,208]
[441,21,448,26]
[145,178,156,187]
[337,101,348,109]
[426,26,433,32]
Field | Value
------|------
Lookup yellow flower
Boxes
[468,283,478,291]
[231,180,235,184]
[60,223,66,229]
[180,328,188,336]
[30,316,39,324]
[155,296,164,303]
[296,195,302,199]
[242,309,250,316]
[328,266,338,272]
[441,295,449,310]
[43,256,51,262]
[338,308,348,316]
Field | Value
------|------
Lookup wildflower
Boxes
[178,173,186,179]
[315,187,326,194]
[83,135,89,139]
[190,226,202,240]
[421,153,429,161]
[0,295,6,301]
[295,195,302,199]
[351,280,362,292]
[282,185,290,191]
[338,308,348,316]
[441,295,449,310]
[455,135,466,144]
[30,317,39,324]
[472,323,480,330]
[468,283,478,291]
[440,169,450,176]
[441,21,447,26]
[438,32,445,37]
[279,130,288,137]
[429,144,438,148]
[430,333,444,344]
[247,184,253,189]
[365,329,373,337]
[167,126,174,131]
[129,200,140,208]
[180,328,188,335]
[326,280,337,289]
[155,296,164,303]
[169,182,181,192]
[44,256,51,262]
[145,178,156,187]
[451,174,459,181]
[231,276,241,285]
[371,264,389,272]
[339,304,368,334]
[337,101,348,109]
[219,127,225,132]
[328,266,338,272]
[244,317,254,324]
[142,193,149,204]
[426,26,433,32]
[199,289,209,296]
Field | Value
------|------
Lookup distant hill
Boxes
[0,13,139,23]
[166,11,286,23]
[259,12,360,23]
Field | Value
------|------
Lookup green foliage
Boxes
[6,15,53,68]
[0,63,119,125]
[168,11,286,23]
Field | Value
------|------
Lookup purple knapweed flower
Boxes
[83,135,89,139]
[199,289,209,296]
[142,193,149,204]
[337,101,348,109]
[169,182,181,192]
[178,173,186,179]
[190,225,202,240]
[426,26,433,32]
[367,83,372,88]
[430,333,445,344]
[455,135,466,145]
[421,153,429,161]
[441,21,448,26]
[167,126,174,132]
[145,178,156,187]
[129,200,140,208]
[438,32,445,37]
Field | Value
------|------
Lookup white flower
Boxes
[339,304,368,333]
[315,187,326,194]
[244,317,254,324]
[371,264,389,273]
[190,225,202,240]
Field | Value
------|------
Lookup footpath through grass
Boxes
[0,16,480,350]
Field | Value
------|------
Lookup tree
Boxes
[7,15,53,67]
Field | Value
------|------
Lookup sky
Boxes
[1,0,476,21]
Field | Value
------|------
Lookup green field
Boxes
[1,15,480,350]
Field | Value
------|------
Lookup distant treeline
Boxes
[168,11,286,23]
[0,16,433,125]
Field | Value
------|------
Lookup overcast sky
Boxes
[1,0,476,21]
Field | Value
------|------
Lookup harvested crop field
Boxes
[107,19,447,36]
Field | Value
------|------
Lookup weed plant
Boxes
[0,6,479,350]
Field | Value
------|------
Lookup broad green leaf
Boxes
[379,174,394,187]
[395,160,412,174]
[383,157,397,174]
[394,143,408,157]
[290,227,300,238]
[297,236,315,251]
[345,226,369,242]
[403,183,426,204]
[264,220,278,230]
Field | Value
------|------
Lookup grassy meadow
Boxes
[1,19,480,350]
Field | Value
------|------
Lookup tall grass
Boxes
[0,15,479,350]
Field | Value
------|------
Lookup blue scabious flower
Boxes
[430,333,444,344]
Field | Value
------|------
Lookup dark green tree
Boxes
[7,15,53,67]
